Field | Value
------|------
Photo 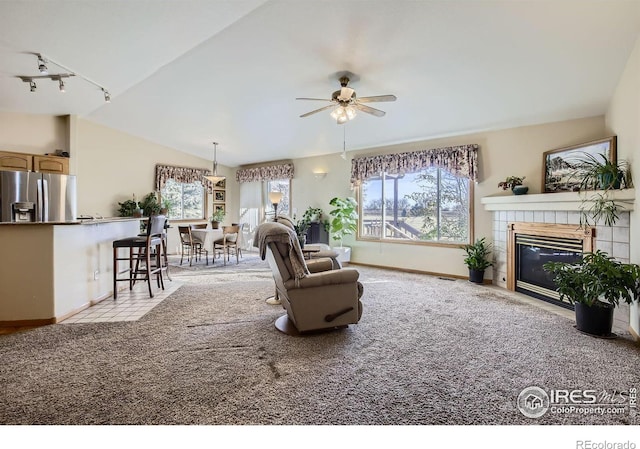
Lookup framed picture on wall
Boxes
[542,136,617,193]
[214,190,225,202]
[215,179,226,189]
[214,204,225,214]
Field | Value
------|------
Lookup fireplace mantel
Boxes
[481,189,635,212]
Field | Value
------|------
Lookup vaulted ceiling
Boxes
[1,1,639,167]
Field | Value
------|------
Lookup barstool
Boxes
[113,215,167,299]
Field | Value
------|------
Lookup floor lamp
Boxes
[268,191,283,221]
[266,191,284,305]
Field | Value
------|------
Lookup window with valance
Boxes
[353,144,478,245]
[155,164,212,220]
[235,162,294,183]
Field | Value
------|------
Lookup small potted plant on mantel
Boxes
[461,237,493,284]
[543,250,640,337]
[498,176,528,195]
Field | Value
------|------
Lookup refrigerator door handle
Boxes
[37,178,43,221]
[42,178,49,222]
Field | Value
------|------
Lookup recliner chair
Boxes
[255,222,363,335]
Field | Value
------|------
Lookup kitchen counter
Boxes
[0,218,141,325]
[0,217,141,225]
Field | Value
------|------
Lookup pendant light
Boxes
[204,142,225,184]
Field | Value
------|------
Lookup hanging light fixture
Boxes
[204,142,225,184]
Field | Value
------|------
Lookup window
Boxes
[359,167,471,244]
[266,179,291,218]
[161,178,205,220]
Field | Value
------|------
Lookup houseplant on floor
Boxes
[543,250,640,337]
[461,237,493,284]
[328,196,358,263]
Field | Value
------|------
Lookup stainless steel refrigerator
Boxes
[0,170,77,222]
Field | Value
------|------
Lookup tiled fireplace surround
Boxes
[482,190,635,332]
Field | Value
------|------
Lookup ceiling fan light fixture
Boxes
[345,106,357,121]
[37,55,48,75]
[204,142,226,184]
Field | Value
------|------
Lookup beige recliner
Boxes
[254,222,363,334]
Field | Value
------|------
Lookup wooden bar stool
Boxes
[113,215,167,299]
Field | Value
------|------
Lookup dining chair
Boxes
[178,225,208,266]
[213,225,240,265]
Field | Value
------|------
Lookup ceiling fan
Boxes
[297,75,396,124]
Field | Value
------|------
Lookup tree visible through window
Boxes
[161,179,205,220]
[360,167,470,244]
[266,179,290,218]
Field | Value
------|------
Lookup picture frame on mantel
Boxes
[542,136,617,193]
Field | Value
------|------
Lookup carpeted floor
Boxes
[0,252,638,425]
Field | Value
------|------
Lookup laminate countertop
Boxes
[0,217,141,226]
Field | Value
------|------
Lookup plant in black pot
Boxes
[461,237,493,284]
[543,250,640,337]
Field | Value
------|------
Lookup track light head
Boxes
[58,78,65,92]
[37,55,48,75]
[103,89,111,103]
[29,80,37,92]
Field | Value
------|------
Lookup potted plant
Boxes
[575,153,631,191]
[159,198,172,216]
[117,199,139,217]
[210,209,225,229]
[139,192,161,217]
[328,196,358,263]
[498,176,528,195]
[461,237,493,284]
[573,153,633,227]
[543,250,640,337]
[292,215,310,249]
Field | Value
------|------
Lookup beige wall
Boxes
[605,34,640,337]
[0,112,67,153]
[291,116,606,278]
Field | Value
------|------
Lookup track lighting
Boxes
[16,53,111,103]
[37,54,48,75]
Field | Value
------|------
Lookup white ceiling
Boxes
[1,1,639,167]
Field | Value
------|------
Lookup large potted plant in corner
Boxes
[328,196,358,263]
[543,250,640,337]
[461,237,493,284]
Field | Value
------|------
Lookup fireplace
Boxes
[507,223,595,309]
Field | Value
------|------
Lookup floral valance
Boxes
[350,144,479,186]
[235,163,294,183]
[155,164,215,193]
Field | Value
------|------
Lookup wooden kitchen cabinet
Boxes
[0,151,32,172]
[33,155,69,174]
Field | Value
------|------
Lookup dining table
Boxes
[190,228,224,258]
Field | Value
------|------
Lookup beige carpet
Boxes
[0,253,638,425]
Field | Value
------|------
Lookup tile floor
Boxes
[60,280,182,324]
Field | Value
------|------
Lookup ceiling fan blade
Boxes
[357,95,397,103]
[296,97,333,102]
[354,103,386,117]
[300,104,336,118]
